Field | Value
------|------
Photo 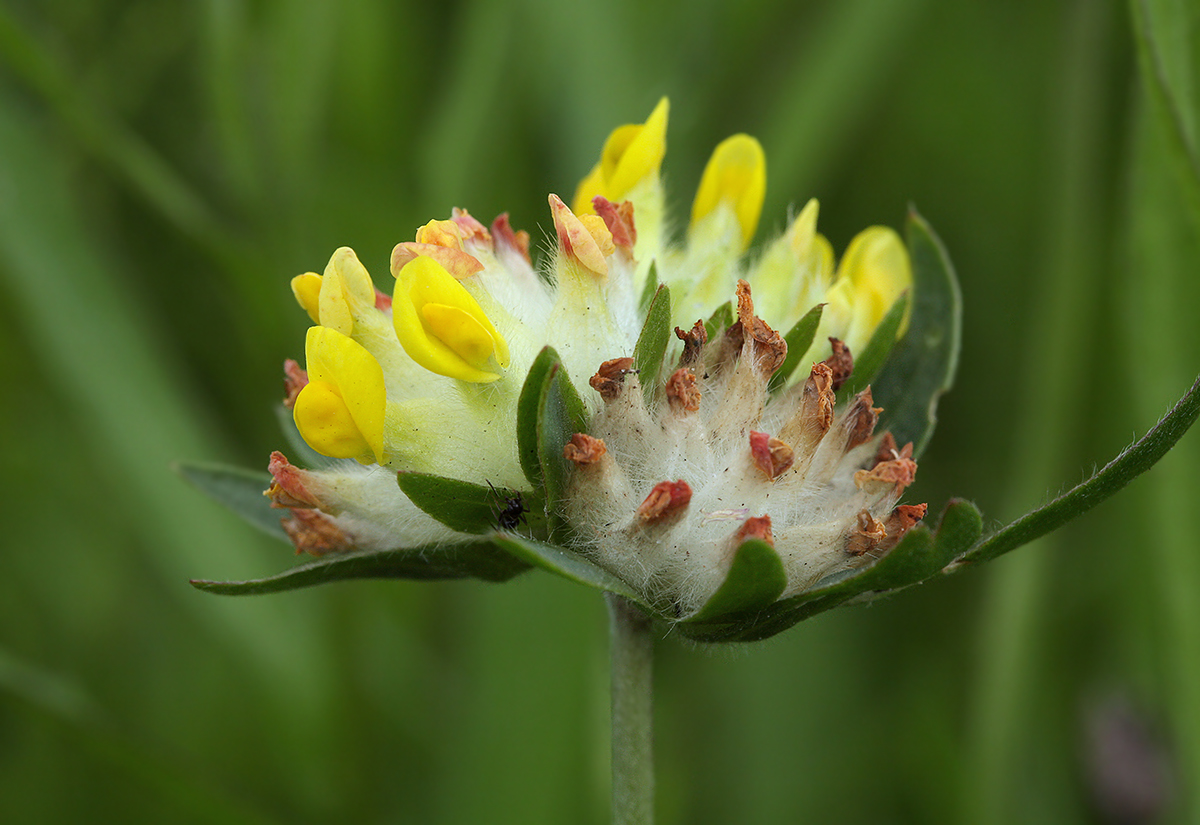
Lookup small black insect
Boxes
[487,481,528,531]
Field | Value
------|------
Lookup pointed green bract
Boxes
[768,302,824,393]
[633,283,671,404]
[175,462,288,542]
[703,300,734,341]
[536,359,588,533]
[516,346,562,488]
[397,472,536,535]
[492,533,648,608]
[190,540,531,594]
[637,259,660,313]
[838,292,908,400]
[686,538,787,623]
[872,211,962,458]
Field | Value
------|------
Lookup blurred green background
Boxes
[1,0,1198,822]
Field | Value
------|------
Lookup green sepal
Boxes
[536,357,588,531]
[637,259,660,313]
[768,303,825,393]
[516,346,562,488]
[491,533,649,608]
[397,472,541,536]
[174,461,288,543]
[703,301,734,341]
[685,539,787,623]
[838,292,909,400]
[191,540,532,595]
[872,210,962,458]
[633,283,671,404]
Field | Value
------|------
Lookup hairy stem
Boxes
[607,593,654,825]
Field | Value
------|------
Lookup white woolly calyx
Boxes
[561,280,927,619]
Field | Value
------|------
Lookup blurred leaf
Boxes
[838,292,907,400]
[686,539,787,623]
[872,211,962,457]
[192,540,530,595]
[175,462,286,543]
[768,302,824,393]
[634,283,671,403]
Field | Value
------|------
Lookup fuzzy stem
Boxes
[607,592,654,825]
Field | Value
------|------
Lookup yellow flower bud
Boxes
[392,256,510,382]
[690,134,767,251]
[572,97,669,215]
[291,272,322,323]
[293,326,386,463]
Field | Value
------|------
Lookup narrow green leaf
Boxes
[192,540,531,595]
[491,533,649,608]
[638,259,660,312]
[633,283,671,404]
[174,462,287,542]
[838,292,908,399]
[516,346,561,488]
[397,472,537,535]
[686,539,788,623]
[537,361,588,525]
[768,303,825,393]
[703,300,734,341]
[871,211,962,457]
[956,371,1200,566]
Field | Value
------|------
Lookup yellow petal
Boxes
[690,134,766,251]
[571,97,669,215]
[297,326,386,463]
[835,226,912,336]
[317,247,377,336]
[393,256,509,382]
[291,272,322,323]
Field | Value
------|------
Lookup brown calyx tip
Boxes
[801,362,836,433]
[491,213,532,263]
[563,433,607,466]
[593,197,637,251]
[872,433,913,468]
[281,509,352,556]
[749,431,795,480]
[846,510,888,557]
[265,451,321,509]
[879,503,928,552]
[666,367,701,413]
[283,359,309,410]
[589,357,637,400]
[734,280,787,376]
[854,455,918,493]
[674,320,708,368]
[637,480,692,523]
[734,515,774,548]
[822,338,854,391]
[845,387,883,451]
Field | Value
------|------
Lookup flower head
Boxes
[191,100,979,642]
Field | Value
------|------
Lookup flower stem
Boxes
[606,592,654,825]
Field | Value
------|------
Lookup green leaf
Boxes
[397,472,538,535]
[838,292,908,400]
[491,533,649,608]
[956,371,1200,566]
[516,346,561,488]
[871,210,962,458]
[768,302,824,393]
[633,283,671,404]
[191,540,531,595]
[537,360,588,526]
[686,539,788,623]
[174,462,287,542]
[638,259,660,312]
[703,300,734,341]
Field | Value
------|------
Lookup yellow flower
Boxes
[293,325,386,463]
